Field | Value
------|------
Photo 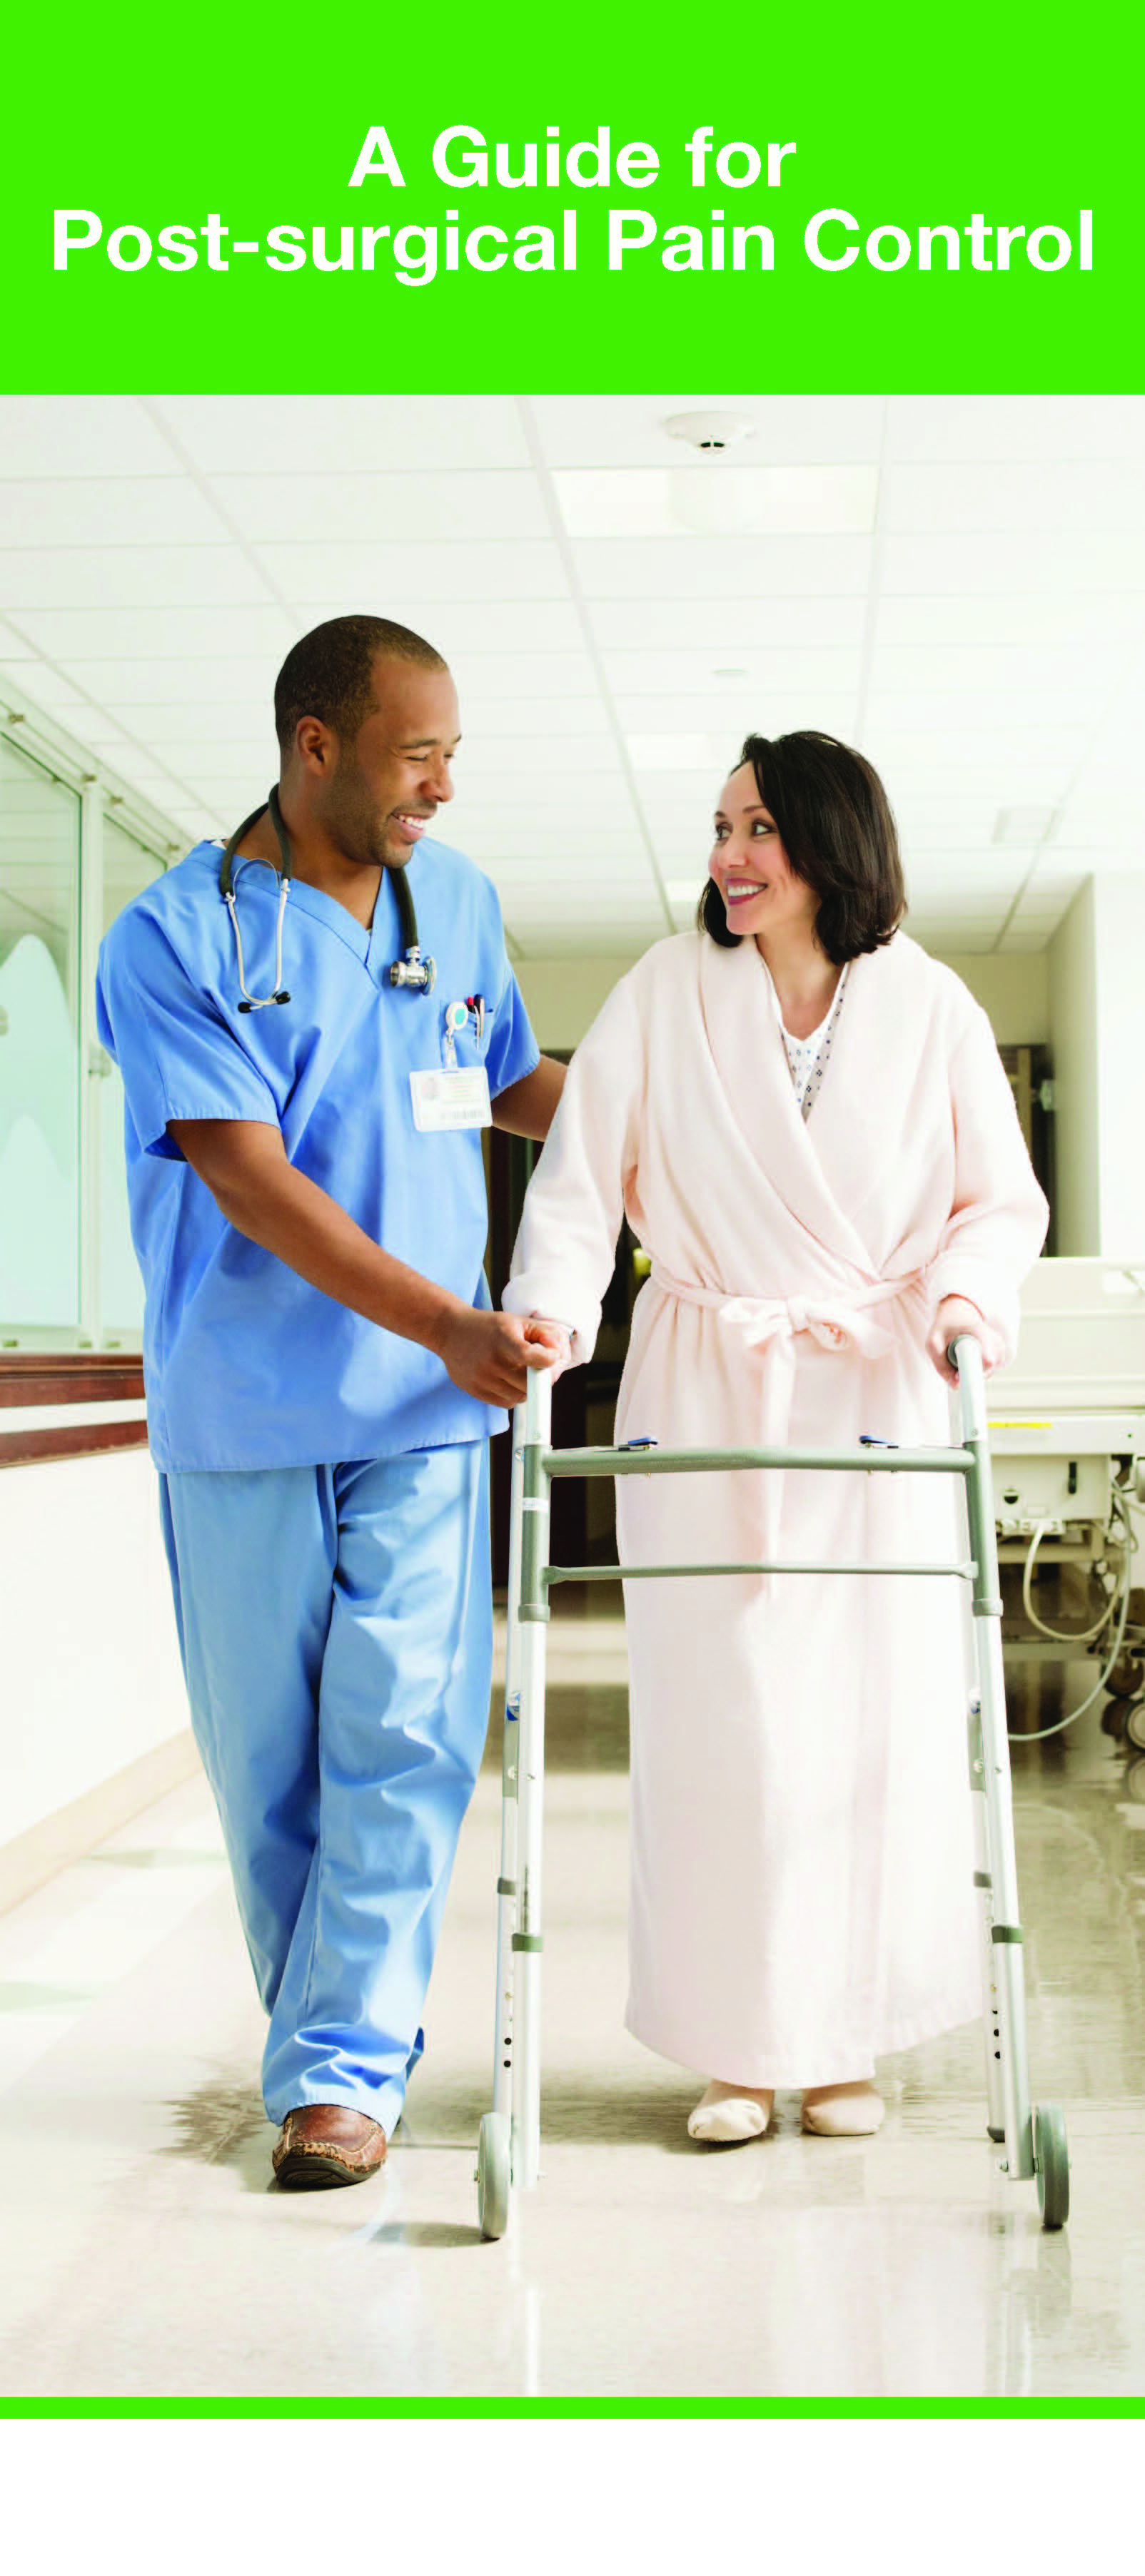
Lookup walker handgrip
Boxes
[946,1331,981,1376]
[947,1331,987,1436]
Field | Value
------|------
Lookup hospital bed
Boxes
[987,1258,1145,1743]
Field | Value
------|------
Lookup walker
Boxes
[476,1334,1069,2237]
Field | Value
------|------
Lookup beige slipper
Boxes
[688,2081,775,2144]
[801,2081,885,2136]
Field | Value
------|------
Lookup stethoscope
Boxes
[219,788,437,1014]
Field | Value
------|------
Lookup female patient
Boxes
[504,731,1047,2144]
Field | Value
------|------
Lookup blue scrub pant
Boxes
[158,1443,491,2132]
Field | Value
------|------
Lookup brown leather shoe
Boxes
[272,2102,388,2190]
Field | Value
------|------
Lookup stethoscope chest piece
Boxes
[389,946,436,993]
[388,862,435,991]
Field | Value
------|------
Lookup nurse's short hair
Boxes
[697,731,907,965]
[274,614,446,752]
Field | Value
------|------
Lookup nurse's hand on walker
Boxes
[926,1294,1003,1388]
[434,1309,568,1404]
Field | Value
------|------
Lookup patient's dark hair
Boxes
[697,730,906,965]
[274,614,445,753]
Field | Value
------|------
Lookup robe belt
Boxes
[646,1263,928,1578]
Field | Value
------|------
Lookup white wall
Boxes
[0,1449,190,1851]
[1089,876,1145,1257]
[515,951,643,1052]
[1047,882,1099,1254]
[931,951,1051,1046]
[1044,876,1145,1257]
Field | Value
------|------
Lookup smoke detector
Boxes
[663,412,756,453]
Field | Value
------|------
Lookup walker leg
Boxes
[479,1411,528,2241]
[511,1365,553,2196]
[956,1337,1036,2186]
[492,1412,525,2129]
[967,1688,1009,2148]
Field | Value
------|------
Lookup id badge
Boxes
[410,1065,493,1132]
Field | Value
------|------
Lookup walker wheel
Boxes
[477,2111,511,2241]
[1034,2101,1069,2231]
[1125,1700,1145,1753]
[1106,1654,1145,1700]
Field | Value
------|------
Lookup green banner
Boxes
[3,1,1135,391]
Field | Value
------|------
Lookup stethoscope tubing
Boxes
[218,788,434,1009]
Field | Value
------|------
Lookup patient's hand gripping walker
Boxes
[476,1333,1069,2239]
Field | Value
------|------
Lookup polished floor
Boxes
[1,1596,1144,2403]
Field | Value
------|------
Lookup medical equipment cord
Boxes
[1007,1486,1137,1743]
[1022,1512,1129,1644]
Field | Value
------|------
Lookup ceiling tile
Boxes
[13,605,299,661]
[572,534,872,599]
[880,766,1071,807]
[864,689,1097,734]
[892,799,1006,847]
[882,528,1145,593]
[450,744,624,782]
[884,458,1145,537]
[156,396,531,476]
[171,771,273,805]
[863,729,1085,788]
[61,659,276,706]
[0,480,226,549]
[121,700,278,746]
[211,470,548,546]
[600,646,862,697]
[877,592,1145,646]
[448,654,600,703]
[617,691,857,739]
[887,396,1145,464]
[588,597,869,649]
[256,539,565,602]
[869,641,1131,696]
[420,601,585,654]
[0,661,87,712]
[0,399,183,479]
[0,547,270,611]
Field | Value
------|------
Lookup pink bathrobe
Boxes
[504,930,1049,2086]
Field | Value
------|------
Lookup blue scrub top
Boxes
[96,833,539,1472]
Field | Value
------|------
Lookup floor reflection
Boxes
[0,1598,1141,2398]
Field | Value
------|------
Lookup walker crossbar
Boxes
[542,1558,978,1585]
[540,1441,977,1479]
[475,1332,1069,2241]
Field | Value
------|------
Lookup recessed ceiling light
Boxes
[992,806,1059,844]
[554,466,877,539]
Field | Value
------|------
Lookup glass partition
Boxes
[99,816,165,1332]
[0,734,81,1329]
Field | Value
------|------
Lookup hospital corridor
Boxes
[0,1606,1142,2399]
[1,395,1145,2404]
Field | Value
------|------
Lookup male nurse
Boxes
[96,614,565,2189]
